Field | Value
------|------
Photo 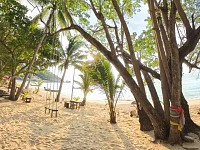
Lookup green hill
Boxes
[35,71,61,82]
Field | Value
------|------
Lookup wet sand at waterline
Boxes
[0,90,200,150]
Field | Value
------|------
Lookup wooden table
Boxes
[70,100,81,109]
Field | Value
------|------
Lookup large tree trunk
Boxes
[160,59,171,124]
[168,1,182,144]
[9,67,16,101]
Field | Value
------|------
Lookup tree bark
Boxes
[9,66,16,101]
[25,73,32,89]
[142,70,164,119]
[81,97,86,106]
[147,0,171,89]
[137,105,153,131]
[110,110,117,124]
[9,76,16,101]
[159,53,170,124]
[109,101,117,124]
[57,65,68,101]
[81,92,88,106]
[168,1,182,144]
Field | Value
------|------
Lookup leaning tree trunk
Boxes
[15,7,55,100]
[57,65,68,102]
[25,73,32,89]
[142,70,165,119]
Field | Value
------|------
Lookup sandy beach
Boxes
[0,89,200,150]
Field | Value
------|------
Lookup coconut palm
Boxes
[56,36,85,101]
[74,71,92,106]
[87,53,123,123]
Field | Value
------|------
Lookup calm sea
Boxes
[40,70,200,102]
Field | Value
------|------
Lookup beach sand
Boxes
[0,90,200,150]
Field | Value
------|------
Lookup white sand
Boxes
[0,90,200,150]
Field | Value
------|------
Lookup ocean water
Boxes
[40,70,200,102]
[182,70,200,100]
[144,70,200,101]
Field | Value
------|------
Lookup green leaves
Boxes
[134,20,158,68]
[85,53,121,100]
[57,36,85,71]
[0,0,29,30]
[0,0,61,77]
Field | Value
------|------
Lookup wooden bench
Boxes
[70,100,81,109]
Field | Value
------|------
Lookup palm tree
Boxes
[56,36,85,101]
[87,53,123,123]
[74,71,92,106]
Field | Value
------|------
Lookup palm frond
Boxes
[57,9,68,28]
[30,5,51,29]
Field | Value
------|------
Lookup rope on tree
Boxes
[44,9,59,118]
[170,104,185,131]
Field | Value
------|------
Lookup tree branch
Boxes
[139,62,160,80]
[179,26,200,59]
[120,49,160,80]
[50,26,74,36]
[0,40,13,53]
[89,0,116,55]
[89,0,101,20]
[112,0,146,94]
[158,0,169,31]
[73,25,112,59]
[183,58,200,72]
[148,0,171,89]
[174,0,193,36]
